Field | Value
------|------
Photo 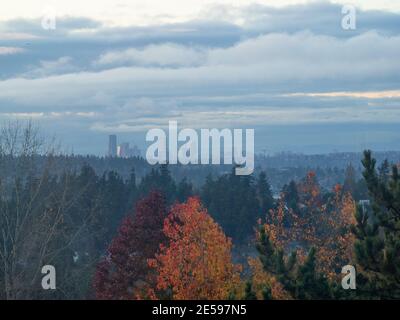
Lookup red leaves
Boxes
[94,194,241,300]
[93,191,167,300]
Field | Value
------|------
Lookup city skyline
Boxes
[108,134,142,158]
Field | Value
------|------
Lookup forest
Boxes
[0,122,399,300]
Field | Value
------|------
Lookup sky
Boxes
[0,0,399,155]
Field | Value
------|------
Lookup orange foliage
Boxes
[148,197,242,300]
[264,202,289,249]
[298,171,322,208]
[320,185,356,278]
[262,173,356,280]
[247,257,292,300]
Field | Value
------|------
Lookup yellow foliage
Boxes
[247,258,292,300]
[262,178,356,281]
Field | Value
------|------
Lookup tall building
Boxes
[108,135,117,157]
[117,142,142,158]
[118,142,130,158]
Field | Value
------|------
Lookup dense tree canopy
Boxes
[149,197,241,300]
[201,169,274,243]
[93,191,167,299]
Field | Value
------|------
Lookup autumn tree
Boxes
[149,197,241,300]
[322,185,356,277]
[263,173,320,264]
[256,226,332,300]
[261,172,356,286]
[247,257,291,300]
[93,191,167,299]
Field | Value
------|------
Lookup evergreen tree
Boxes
[126,167,137,206]
[351,151,400,299]
[201,168,261,243]
[343,164,357,198]
[294,248,331,299]
[256,171,275,215]
[244,281,258,300]
[139,165,177,204]
[282,180,299,212]
[256,226,333,299]
[176,177,193,202]
[159,164,177,202]
[378,159,390,184]
[262,285,272,300]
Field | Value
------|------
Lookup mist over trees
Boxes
[0,122,399,299]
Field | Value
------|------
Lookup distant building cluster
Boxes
[108,135,141,158]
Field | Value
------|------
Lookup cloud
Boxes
[0,32,40,40]
[2,0,400,27]
[2,31,398,105]
[96,43,206,68]
[23,56,78,78]
[200,2,400,37]
[0,111,97,119]
[287,90,400,99]
[0,46,24,55]
[0,1,399,153]
[0,16,102,37]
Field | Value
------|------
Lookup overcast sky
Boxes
[0,0,399,155]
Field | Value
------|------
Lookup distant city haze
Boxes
[108,135,142,158]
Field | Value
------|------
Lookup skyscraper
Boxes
[108,135,117,157]
[117,142,142,158]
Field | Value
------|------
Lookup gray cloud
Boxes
[1,31,398,100]
[0,1,399,154]
[201,2,400,37]
[22,56,78,78]
[0,46,25,55]
[95,44,207,68]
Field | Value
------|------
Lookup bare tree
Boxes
[0,121,94,299]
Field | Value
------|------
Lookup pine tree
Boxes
[343,164,357,198]
[378,159,390,184]
[294,248,331,299]
[139,165,177,204]
[201,169,261,243]
[256,171,275,214]
[126,167,137,206]
[351,150,400,299]
[176,177,193,202]
[282,180,299,212]
[244,281,258,300]
[262,285,272,300]
[256,225,333,299]
[256,225,296,294]
[160,164,177,202]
